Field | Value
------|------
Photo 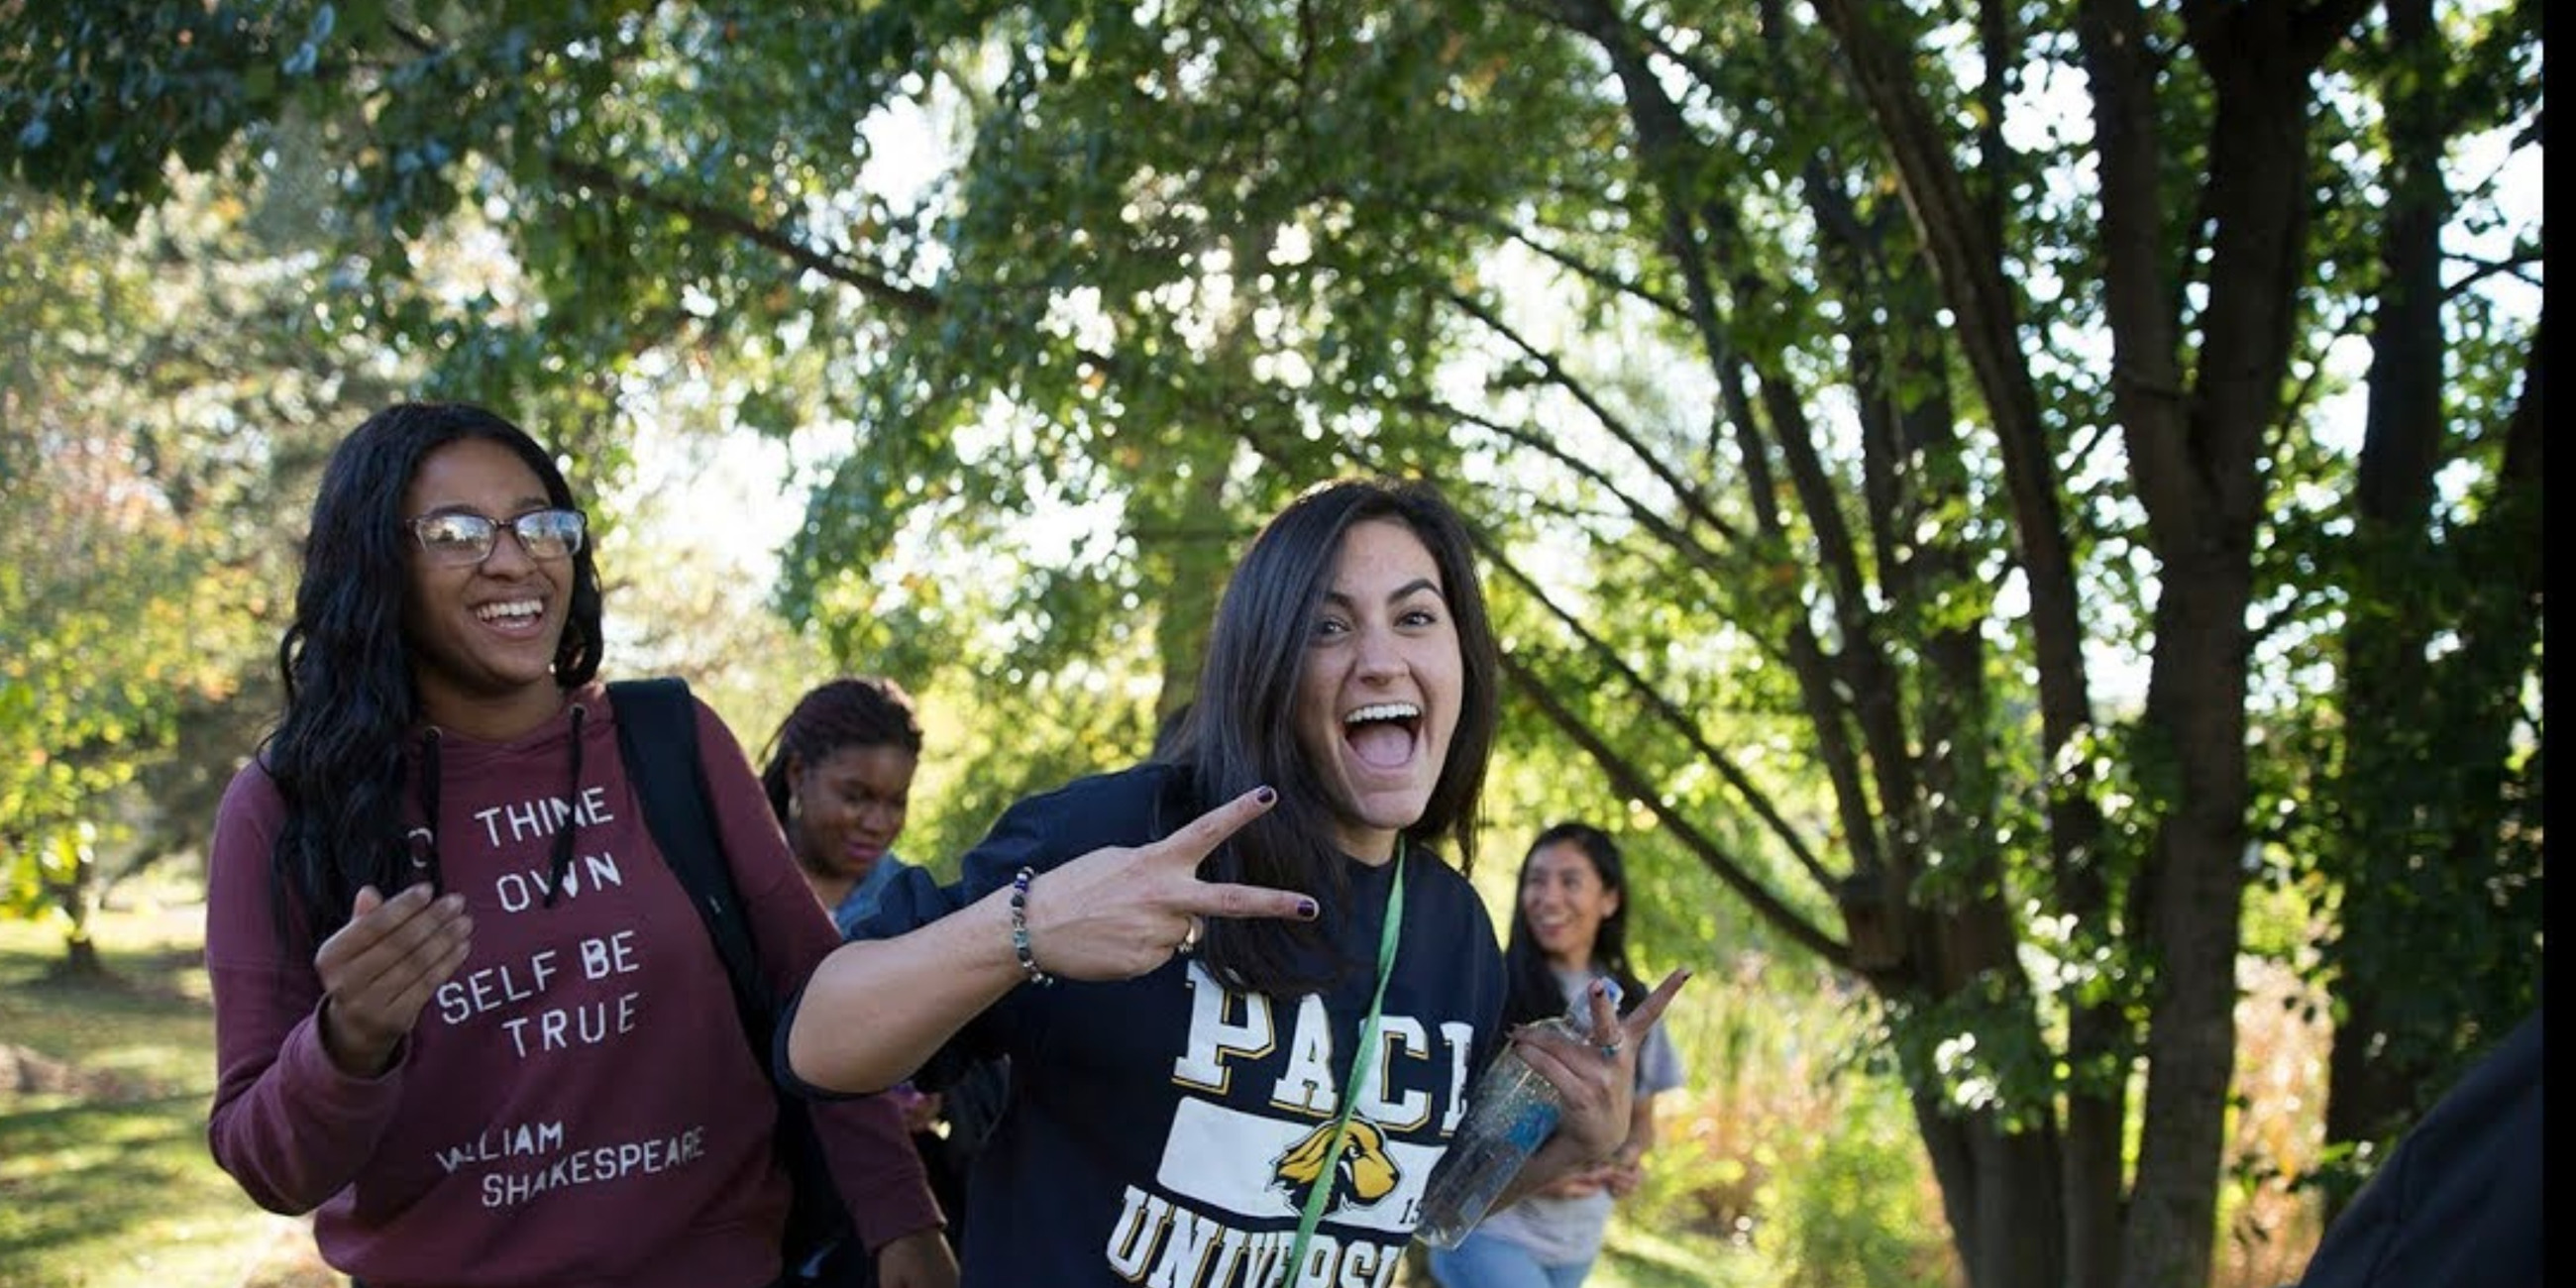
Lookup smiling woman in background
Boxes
[1429,822,1686,1288]
[763,675,1008,1258]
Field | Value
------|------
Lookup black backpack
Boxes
[606,678,865,1287]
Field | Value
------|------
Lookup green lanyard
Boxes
[1284,839,1408,1275]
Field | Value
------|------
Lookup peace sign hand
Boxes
[1511,967,1692,1162]
[1016,786,1319,981]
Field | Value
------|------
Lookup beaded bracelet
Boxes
[1009,866,1056,987]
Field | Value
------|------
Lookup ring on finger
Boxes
[1175,916,1204,957]
[1597,1040,1623,1061]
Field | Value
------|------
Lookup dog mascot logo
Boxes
[1270,1118,1401,1215]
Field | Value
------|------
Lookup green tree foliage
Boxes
[0,179,395,970]
[3,3,2541,1285]
[1,194,245,970]
[2283,0,2544,1209]
[0,424,229,974]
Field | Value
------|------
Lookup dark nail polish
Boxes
[1296,898,1318,919]
[1255,786,1278,805]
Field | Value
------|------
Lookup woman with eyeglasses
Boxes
[202,402,956,1288]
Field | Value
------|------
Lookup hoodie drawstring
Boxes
[412,727,445,897]
[544,700,588,908]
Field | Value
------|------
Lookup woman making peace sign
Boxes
[783,478,1687,1285]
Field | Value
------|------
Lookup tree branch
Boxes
[1474,528,1842,899]
[1499,646,1853,966]
[546,158,942,320]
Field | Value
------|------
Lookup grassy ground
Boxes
[1593,1226,1771,1288]
[0,894,1750,1288]
[0,898,333,1288]
[4,876,2331,1288]
[10,902,2331,1288]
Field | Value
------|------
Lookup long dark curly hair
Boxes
[264,402,602,942]
[1169,478,1502,995]
[1501,822,1646,1027]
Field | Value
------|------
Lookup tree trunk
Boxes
[2122,577,2255,1288]
[2321,0,2458,1209]
[58,931,108,981]
[1140,455,1235,724]
[2117,0,2349,1277]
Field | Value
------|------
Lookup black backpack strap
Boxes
[606,679,860,1280]
[606,678,772,1028]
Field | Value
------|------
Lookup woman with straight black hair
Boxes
[1430,822,1687,1288]
[787,477,1690,1286]
[204,401,955,1288]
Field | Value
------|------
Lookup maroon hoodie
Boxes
[205,682,939,1288]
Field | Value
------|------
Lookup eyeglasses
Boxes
[407,508,588,567]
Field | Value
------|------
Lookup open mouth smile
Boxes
[1343,701,1422,771]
